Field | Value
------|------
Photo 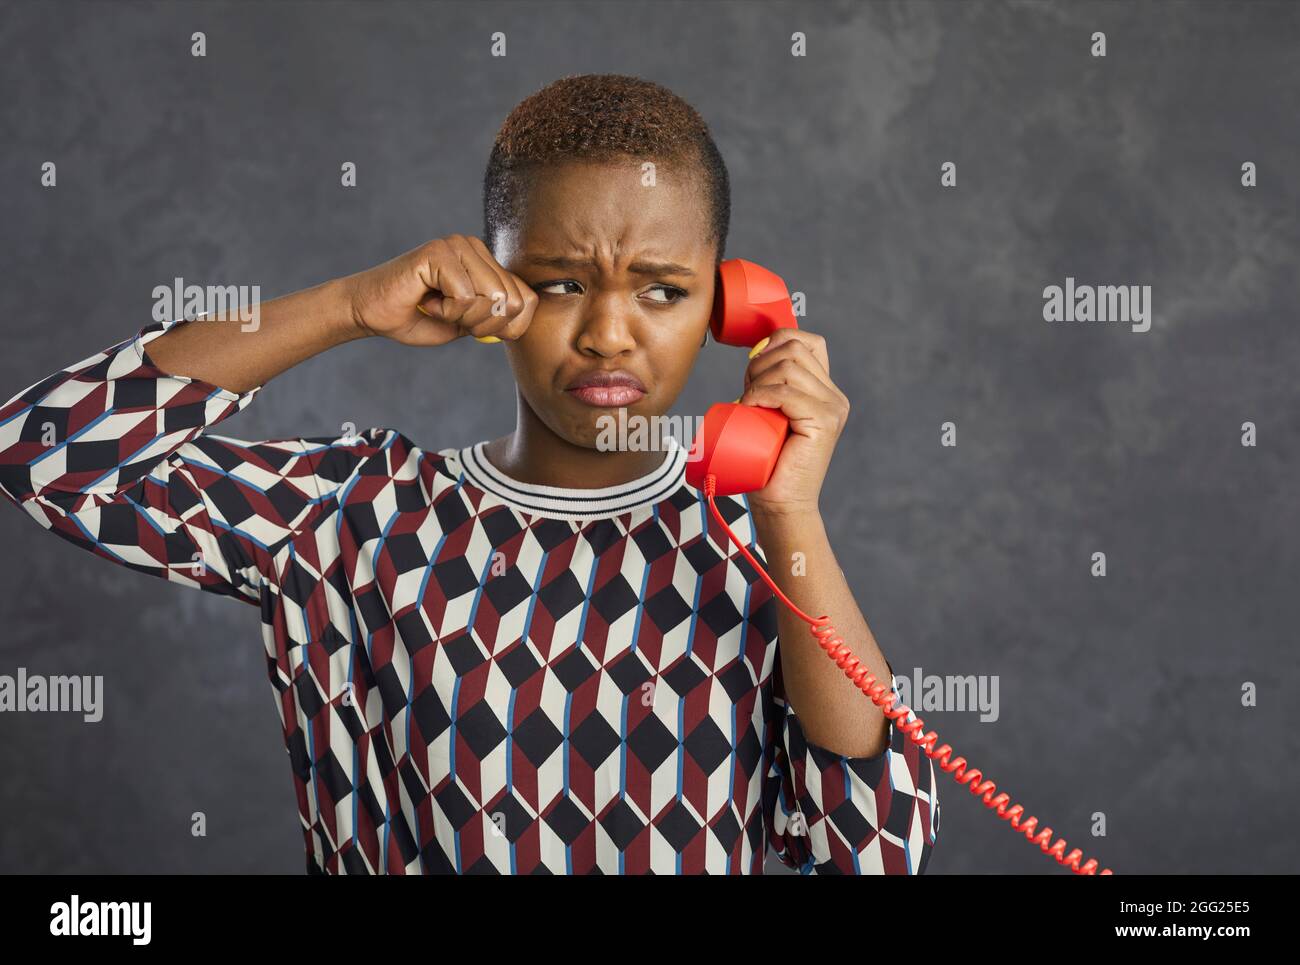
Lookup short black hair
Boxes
[483,73,730,264]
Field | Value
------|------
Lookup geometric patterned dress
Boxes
[0,316,940,874]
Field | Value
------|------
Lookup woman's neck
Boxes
[481,393,668,489]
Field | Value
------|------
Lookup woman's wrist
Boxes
[749,502,824,541]
[318,275,372,345]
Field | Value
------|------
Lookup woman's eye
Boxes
[643,285,687,304]
[532,281,685,303]
[535,280,583,295]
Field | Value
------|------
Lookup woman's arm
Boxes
[0,235,538,601]
[751,506,892,757]
[739,326,897,755]
[141,276,361,394]
[0,315,331,603]
[737,326,940,873]
[145,233,539,393]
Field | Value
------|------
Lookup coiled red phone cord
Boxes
[704,475,1114,875]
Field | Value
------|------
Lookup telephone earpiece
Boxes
[686,259,799,496]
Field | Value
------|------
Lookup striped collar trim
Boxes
[455,436,688,520]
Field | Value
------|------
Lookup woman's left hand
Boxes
[738,328,850,519]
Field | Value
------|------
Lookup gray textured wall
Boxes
[1,0,1296,874]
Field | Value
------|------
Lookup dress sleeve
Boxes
[0,317,370,605]
[765,654,942,874]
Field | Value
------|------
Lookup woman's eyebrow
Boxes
[524,254,696,277]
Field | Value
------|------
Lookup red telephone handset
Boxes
[686,259,798,496]
[688,258,1113,875]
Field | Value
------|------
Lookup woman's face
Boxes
[493,159,717,450]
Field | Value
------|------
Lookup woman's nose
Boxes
[575,290,638,356]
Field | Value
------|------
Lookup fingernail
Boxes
[475,335,502,344]
[415,303,434,317]
[747,336,770,359]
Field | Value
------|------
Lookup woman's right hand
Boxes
[341,234,539,346]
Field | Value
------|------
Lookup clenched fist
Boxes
[340,234,539,347]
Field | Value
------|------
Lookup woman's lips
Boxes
[564,369,647,407]
[566,385,646,407]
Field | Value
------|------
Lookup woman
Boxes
[0,74,939,874]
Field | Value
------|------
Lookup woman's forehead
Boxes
[526,158,705,211]
[517,163,712,258]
